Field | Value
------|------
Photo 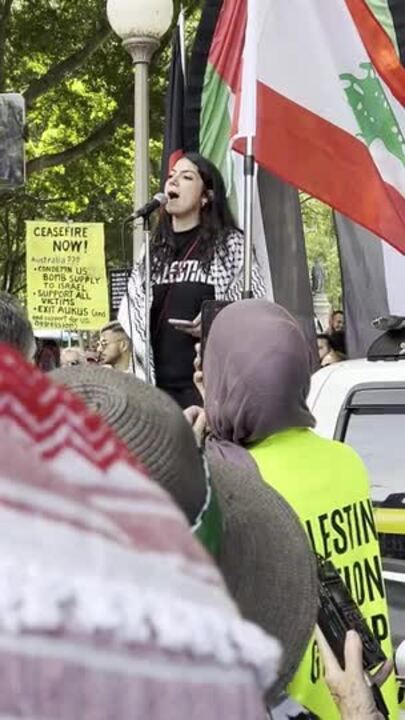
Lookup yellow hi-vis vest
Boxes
[249,427,399,720]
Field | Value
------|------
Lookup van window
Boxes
[344,412,405,505]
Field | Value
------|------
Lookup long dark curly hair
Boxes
[151,153,239,275]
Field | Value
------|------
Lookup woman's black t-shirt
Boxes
[150,226,215,392]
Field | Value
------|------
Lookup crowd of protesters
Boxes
[0,156,400,720]
[0,286,400,720]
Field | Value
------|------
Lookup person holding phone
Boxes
[198,299,398,719]
[317,628,393,720]
[119,152,266,408]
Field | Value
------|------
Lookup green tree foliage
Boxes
[301,193,342,309]
[1,0,340,307]
[0,0,200,293]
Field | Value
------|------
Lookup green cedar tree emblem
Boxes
[340,62,405,167]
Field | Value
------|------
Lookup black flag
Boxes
[160,12,186,187]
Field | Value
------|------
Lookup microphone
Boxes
[127,192,168,222]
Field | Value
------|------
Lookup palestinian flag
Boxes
[367,0,405,63]
[160,11,186,186]
[236,0,405,254]
[184,0,317,353]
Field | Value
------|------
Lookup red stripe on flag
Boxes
[252,81,405,254]
[208,0,246,93]
[345,0,405,106]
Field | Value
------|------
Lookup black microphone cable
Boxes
[120,216,137,375]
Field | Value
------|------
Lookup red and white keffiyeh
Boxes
[0,345,280,720]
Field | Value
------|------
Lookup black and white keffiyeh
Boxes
[118,229,266,382]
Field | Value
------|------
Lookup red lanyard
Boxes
[177,236,201,265]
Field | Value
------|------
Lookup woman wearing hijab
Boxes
[119,153,265,409]
[198,299,398,720]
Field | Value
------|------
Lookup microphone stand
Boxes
[143,214,152,384]
[120,218,137,375]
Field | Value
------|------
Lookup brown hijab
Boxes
[204,299,315,468]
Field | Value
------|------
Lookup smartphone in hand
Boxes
[201,300,232,359]
[168,318,195,328]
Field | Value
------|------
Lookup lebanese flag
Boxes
[185,0,317,356]
[334,0,405,357]
[236,0,405,254]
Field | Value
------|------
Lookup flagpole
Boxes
[178,6,186,81]
[243,135,255,298]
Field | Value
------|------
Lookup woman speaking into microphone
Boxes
[119,153,266,409]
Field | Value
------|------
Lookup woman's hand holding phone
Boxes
[316,627,393,720]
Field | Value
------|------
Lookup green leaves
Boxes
[301,193,342,308]
[1,0,336,305]
[0,0,195,292]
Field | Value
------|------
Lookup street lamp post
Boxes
[106,0,173,261]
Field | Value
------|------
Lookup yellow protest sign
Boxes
[26,221,109,331]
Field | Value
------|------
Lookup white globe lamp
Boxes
[107,0,173,43]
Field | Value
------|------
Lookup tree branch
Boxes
[24,20,112,109]
[0,0,14,20]
[25,0,203,176]
[0,0,15,92]
[26,102,128,176]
